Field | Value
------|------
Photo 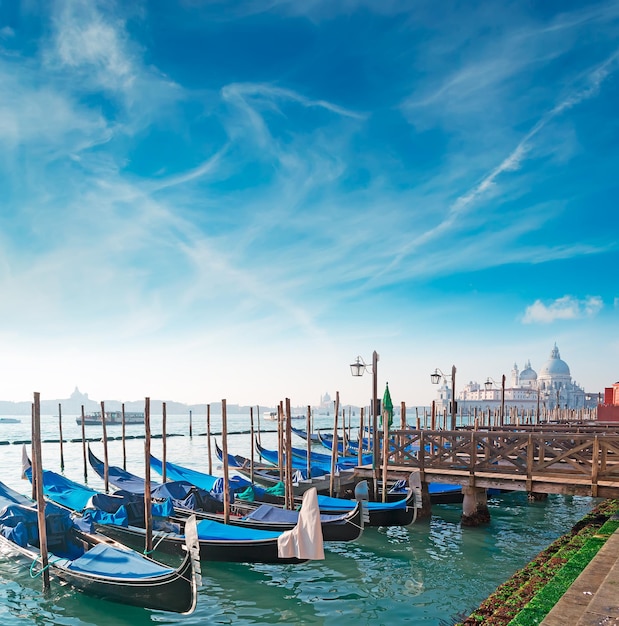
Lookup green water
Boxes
[0,414,598,625]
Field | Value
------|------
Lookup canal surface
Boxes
[0,413,598,625]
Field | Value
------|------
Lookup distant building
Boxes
[314,392,332,414]
[56,386,99,414]
[435,344,590,414]
[598,381,619,422]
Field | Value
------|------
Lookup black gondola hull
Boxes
[94,523,306,564]
[188,501,363,542]
[0,533,196,614]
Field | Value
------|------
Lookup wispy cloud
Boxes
[1,1,617,404]
[220,82,364,151]
[49,1,136,93]
[149,146,230,191]
[44,0,183,134]
[181,0,414,21]
[522,296,604,324]
[376,48,619,285]
[0,61,111,151]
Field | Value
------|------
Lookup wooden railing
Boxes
[378,429,619,497]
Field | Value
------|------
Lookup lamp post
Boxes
[485,375,506,426]
[350,351,379,473]
[431,365,457,430]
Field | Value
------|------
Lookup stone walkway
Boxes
[541,527,619,625]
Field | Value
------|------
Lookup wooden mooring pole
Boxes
[250,406,255,486]
[144,397,153,554]
[306,405,312,480]
[277,403,284,482]
[121,403,127,471]
[221,399,230,524]
[80,405,87,483]
[329,392,340,498]
[207,404,212,476]
[30,403,36,500]
[285,398,294,510]
[358,407,364,467]
[32,392,50,590]
[57,403,64,472]
[101,401,109,493]
[162,401,167,483]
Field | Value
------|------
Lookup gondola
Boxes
[0,480,198,614]
[217,440,463,508]
[286,440,374,467]
[196,442,329,482]
[84,448,362,542]
[312,434,465,504]
[215,441,421,526]
[148,454,364,542]
[316,429,370,454]
[293,427,371,455]
[255,440,363,473]
[291,426,321,444]
[24,459,322,565]
[213,439,349,495]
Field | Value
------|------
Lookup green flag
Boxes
[380,382,393,429]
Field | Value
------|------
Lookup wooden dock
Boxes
[353,426,619,499]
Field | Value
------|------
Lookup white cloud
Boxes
[379,47,619,285]
[222,83,364,119]
[220,82,364,151]
[47,1,137,94]
[193,0,414,21]
[522,296,603,324]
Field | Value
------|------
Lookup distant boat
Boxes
[263,411,304,421]
[0,417,20,423]
[75,411,144,426]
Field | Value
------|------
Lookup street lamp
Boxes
[485,374,506,426]
[430,365,457,430]
[350,351,379,472]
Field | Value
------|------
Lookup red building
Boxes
[598,382,619,422]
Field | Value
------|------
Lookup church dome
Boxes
[520,360,537,381]
[539,344,570,377]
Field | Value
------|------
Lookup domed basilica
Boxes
[437,344,589,414]
[509,344,586,409]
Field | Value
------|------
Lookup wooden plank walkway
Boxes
[354,428,619,498]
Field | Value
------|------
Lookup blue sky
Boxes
[0,0,617,409]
